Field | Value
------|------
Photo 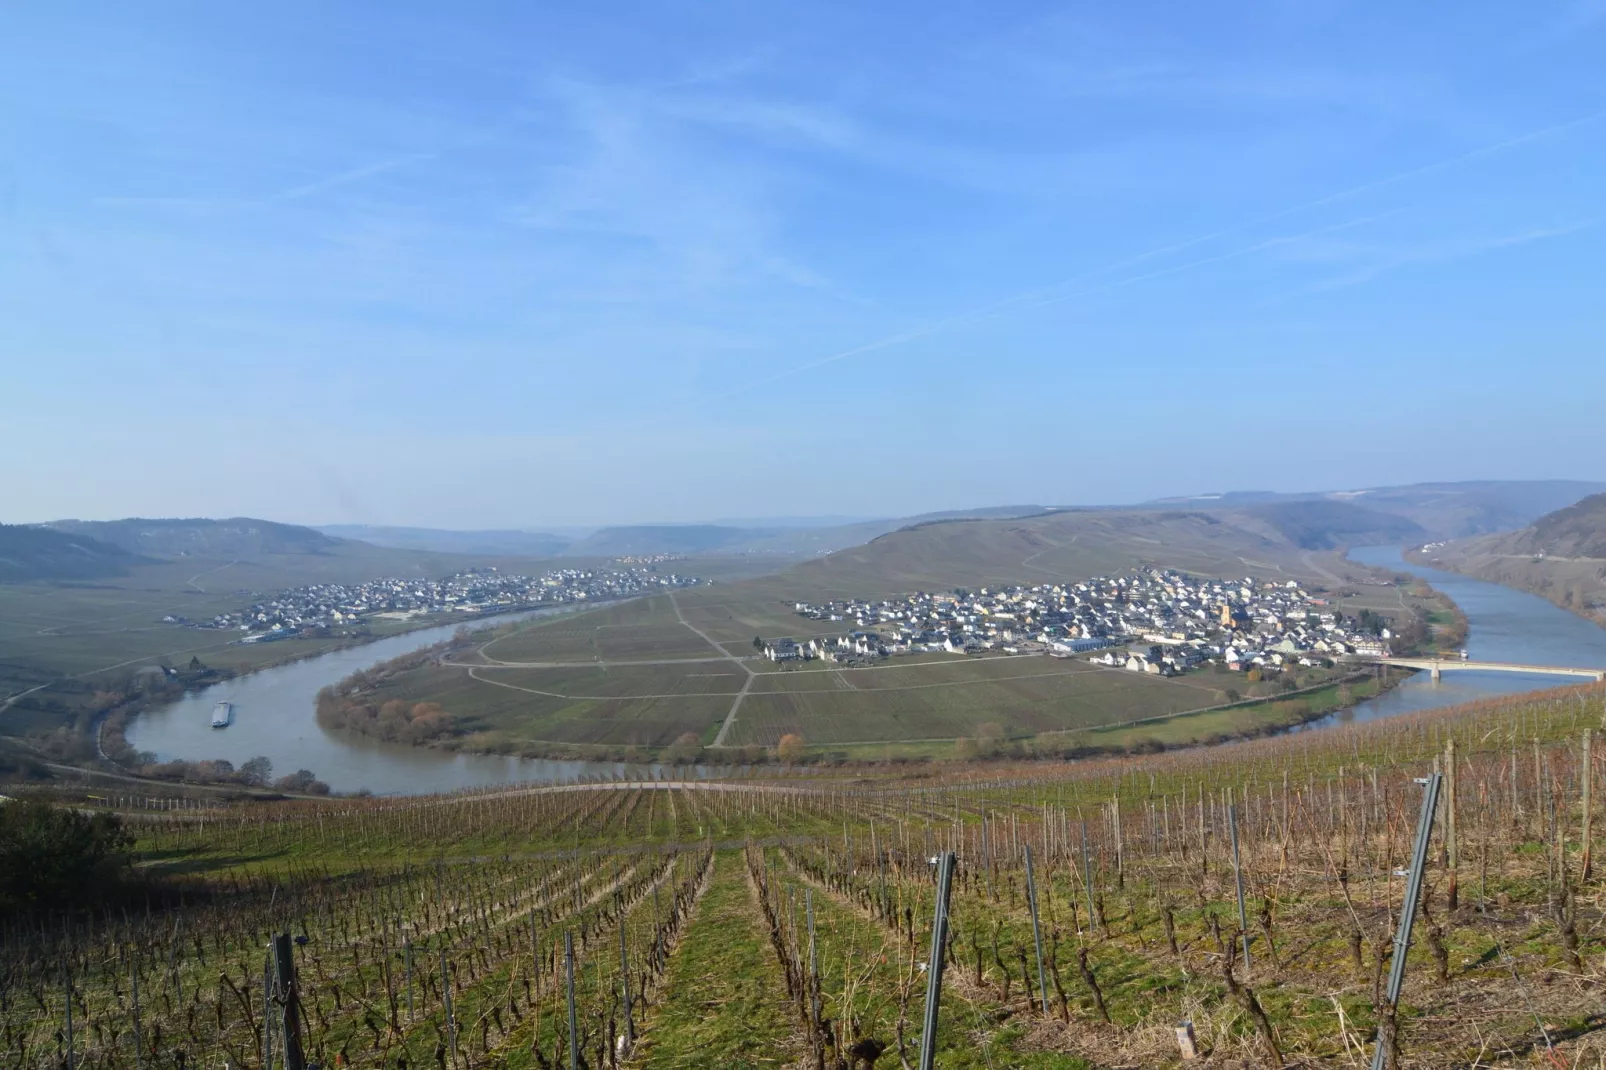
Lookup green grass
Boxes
[768,847,1096,1068]
[631,853,803,1068]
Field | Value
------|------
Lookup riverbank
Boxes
[97,606,560,773]
[1406,544,1606,630]
[100,546,1606,795]
[9,601,584,772]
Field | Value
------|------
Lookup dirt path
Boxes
[467,665,743,699]
[184,558,241,593]
[1300,549,1345,586]
[665,590,759,749]
[1018,533,1079,577]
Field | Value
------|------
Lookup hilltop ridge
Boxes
[1152,479,1606,539]
[47,517,345,557]
[1420,491,1606,626]
[0,523,145,582]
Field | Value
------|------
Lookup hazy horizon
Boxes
[5,3,1604,527]
[13,478,1606,533]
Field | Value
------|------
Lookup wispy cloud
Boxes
[685,105,1606,404]
[656,94,859,149]
[1296,218,1604,294]
[510,75,847,297]
[268,152,437,202]
[962,9,1433,115]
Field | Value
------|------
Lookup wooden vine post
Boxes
[1080,820,1097,935]
[1228,800,1251,978]
[1024,845,1049,1015]
[565,931,579,1070]
[619,916,635,1049]
[1445,738,1458,909]
[1582,728,1594,882]
[271,933,307,1070]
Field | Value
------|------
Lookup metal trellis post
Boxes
[1370,772,1442,1070]
[918,851,957,1070]
[272,933,307,1070]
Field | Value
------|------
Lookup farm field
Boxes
[340,591,1375,757]
[0,551,783,756]
[0,546,598,768]
[7,682,1606,1068]
[728,668,1225,745]
[670,593,856,649]
[0,547,541,676]
[477,595,727,664]
[750,654,1228,693]
[342,661,735,749]
[476,665,748,699]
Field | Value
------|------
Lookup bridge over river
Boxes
[1362,656,1606,683]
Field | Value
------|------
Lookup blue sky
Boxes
[3,1,1604,527]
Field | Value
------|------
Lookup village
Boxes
[775,569,1394,676]
[161,566,701,641]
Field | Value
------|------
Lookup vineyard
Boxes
[5,683,1606,1068]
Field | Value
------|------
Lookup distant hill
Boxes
[318,525,572,557]
[1155,480,1606,539]
[348,506,1062,560]
[1227,500,1426,550]
[564,525,758,556]
[1517,492,1606,558]
[46,517,344,557]
[734,505,1059,555]
[0,524,145,582]
[709,506,1356,605]
[318,494,1458,564]
[1420,492,1606,626]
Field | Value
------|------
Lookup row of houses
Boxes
[771,568,1393,674]
[163,567,700,639]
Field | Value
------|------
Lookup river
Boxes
[127,547,1606,794]
[125,606,716,795]
[1297,545,1606,731]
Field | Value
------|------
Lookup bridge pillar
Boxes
[1430,663,1441,682]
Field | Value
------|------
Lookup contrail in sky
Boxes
[704,211,1403,400]
[697,107,1605,405]
[269,153,438,202]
